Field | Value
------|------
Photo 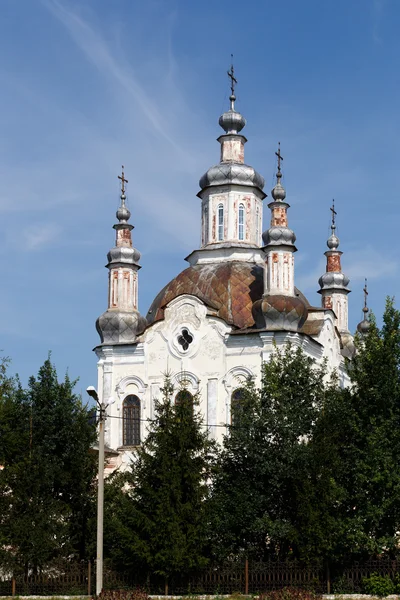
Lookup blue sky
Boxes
[0,0,399,394]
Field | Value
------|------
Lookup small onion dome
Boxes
[262,226,296,247]
[327,231,340,250]
[116,194,131,222]
[107,246,141,267]
[271,181,286,202]
[96,309,147,345]
[340,331,356,359]
[199,162,265,191]
[357,306,370,335]
[318,271,350,291]
[219,96,246,134]
[252,294,308,332]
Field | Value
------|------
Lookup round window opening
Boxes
[177,328,193,351]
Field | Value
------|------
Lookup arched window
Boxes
[231,387,246,425]
[175,389,194,406]
[218,204,224,241]
[238,203,245,240]
[123,395,140,446]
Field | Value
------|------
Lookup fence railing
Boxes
[1,558,400,596]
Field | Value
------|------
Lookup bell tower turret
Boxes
[96,167,146,345]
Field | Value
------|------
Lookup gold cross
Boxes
[227,55,237,96]
[330,199,337,226]
[118,165,128,194]
[275,142,283,174]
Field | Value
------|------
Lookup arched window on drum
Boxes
[231,387,246,425]
[218,204,224,241]
[123,395,141,446]
[238,203,245,241]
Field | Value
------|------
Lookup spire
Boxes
[96,167,146,345]
[116,166,131,223]
[227,55,237,110]
[271,142,286,202]
[252,146,307,332]
[218,56,246,135]
[357,279,370,335]
[194,62,265,255]
[327,199,339,250]
[318,202,354,358]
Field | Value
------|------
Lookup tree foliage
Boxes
[0,356,97,573]
[210,344,343,561]
[104,376,215,579]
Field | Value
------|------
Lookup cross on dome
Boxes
[118,165,128,195]
[275,142,283,176]
[330,199,337,228]
[227,55,237,97]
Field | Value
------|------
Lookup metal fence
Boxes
[1,558,400,596]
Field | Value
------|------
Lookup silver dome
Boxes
[318,271,350,291]
[262,226,296,247]
[327,232,340,250]
[341,331,356,359]
[116,194,131,222]
[107,246,141,266]
[219,108,246,134]
[271,182,286,202]
[357,318,370,335]
[96,309,147,344]
[199,162,265,191]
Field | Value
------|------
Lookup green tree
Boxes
[210,344,342,561]
[0,357,97,573]
[339,298,400,558]
[104,376,215,583]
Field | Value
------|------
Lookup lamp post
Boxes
[87,386,106,597]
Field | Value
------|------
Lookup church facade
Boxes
[94,81,356,470]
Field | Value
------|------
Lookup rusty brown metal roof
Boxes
[146,261,311,331]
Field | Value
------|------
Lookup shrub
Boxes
[333,575,355,594]
[97,589,150,600]
[362,573,395,597]
[259,587,322,600]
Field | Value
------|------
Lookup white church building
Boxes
[94,76,361,470]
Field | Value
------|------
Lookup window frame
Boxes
[218,204,224,241]
[122,394,141,447]
[238,203,245,240]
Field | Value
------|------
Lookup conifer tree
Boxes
[0,357,97,573]
[104,376,215,581]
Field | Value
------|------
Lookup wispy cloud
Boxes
[372,0,386,43]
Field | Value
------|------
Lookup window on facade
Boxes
[218,204,224,241]
[123,395,140,446]
[231,387,246,425]
[177,328,193,351]
[175,389,193,405]
[238,203,245,240]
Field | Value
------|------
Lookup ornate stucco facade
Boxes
[94,82,354,471]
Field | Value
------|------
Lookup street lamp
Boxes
[87,386,106,597]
